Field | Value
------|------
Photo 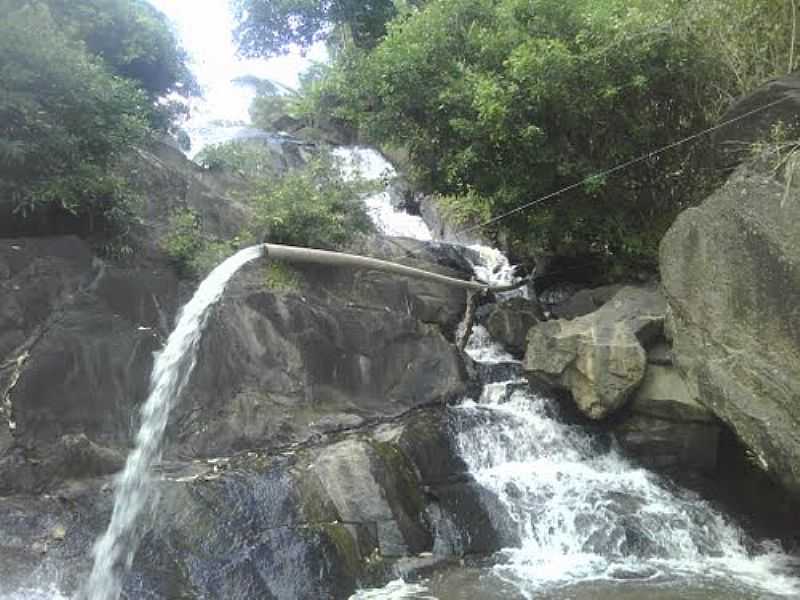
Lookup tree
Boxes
[45,0,197,99]
[232,0,400,56]
[0,1,182,235]
[310,0,725,271]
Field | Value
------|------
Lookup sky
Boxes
[145,0,328,150]
[147,0,327,91]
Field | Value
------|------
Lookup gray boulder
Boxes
[0,407,501,599]
[0,147,472,492]
[660,164,800,494]
[615,364,720,472]
[486,297,543,356]
[524,286,665,419]
[548,284,623,320]
[712,73,800,172]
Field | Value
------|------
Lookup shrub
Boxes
[196,140,283,179]
[161,209,243,278]
[246,153,374,249]
[309,0,726,270]
[0,1,151,230]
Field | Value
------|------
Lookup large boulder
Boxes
[171,259,469,458]
[0,146,473,492]
[614,363,720,472]
[524,286,665,419]
[0,407,502,599]
[660,163,800,495]
[485,297,543,356]
[712,73,800,173]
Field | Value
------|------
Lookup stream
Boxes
[343,151,800,599]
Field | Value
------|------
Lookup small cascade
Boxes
[453,384,800,597]
[84,245,264,600]
[332,147,433,241]
[350,220,800,598]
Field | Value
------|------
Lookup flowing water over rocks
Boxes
[348,150,800,598]
[85,246,265,600]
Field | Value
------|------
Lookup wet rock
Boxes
[646,342,673,366]
[614,364,722,472]
[0,408,500,599]
[486,297,543,357]
[172,268,469,457]
[0,237,178,479]
[523,287,665,419]
[548,284,623,320]
[661,160,800,494]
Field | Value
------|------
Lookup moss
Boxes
[291,454,340,524]
[263,260,301,293]
[369,440,426,521]
[317,522,361,575]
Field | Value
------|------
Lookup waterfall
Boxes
[84,245,264,600]
[454,254,799,597]
[348,194,800,598]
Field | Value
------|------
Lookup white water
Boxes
[350,579,435,600]
[84,245,264,600]
[351,235,800,599]
[333,147,433,241]
[453,385,800,598]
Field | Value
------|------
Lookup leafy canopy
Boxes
[245,151,374,249]
[163,143,374,278]
[307,0,726,270]
[0,1,150,223]
[0,0,194,239]
[232,0,402,56]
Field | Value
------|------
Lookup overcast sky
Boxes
[147,0,327,91]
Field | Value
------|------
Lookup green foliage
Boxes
[232,0,400,56]
[196,140,282,179]
[311,0,727,269]
[161,208,242,277]
[249,94,296,130]
[680,0,800,101]
[262,261,301,292]
[246,153,374,249]
[45,0,197,100]
[1,0,194,248]
[435,191,492,227]
[0,1,151,229]
[41,0,198,130]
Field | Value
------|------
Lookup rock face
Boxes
[0,407,504,599]
[485,297,543,356]
[170,245,470,458]
[614,360,720,473]
[524,286,665,419]
[660,163,800,495]
[0,140,475,492]
[712,73,800,172]
[547,284,623,320]
[0,140,509,598]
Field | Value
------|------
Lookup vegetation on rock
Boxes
[163,146,374,277]
[245,152,375,249]
[0,0,193,239]
[235,0,800,275]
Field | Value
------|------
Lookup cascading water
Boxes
[452,371,800,598]
[347,150,800,598]
[333,147,433,241]
[84,245,264,600]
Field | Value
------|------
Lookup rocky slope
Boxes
[0,139,508,598]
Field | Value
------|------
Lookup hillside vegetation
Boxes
[0,0,195,239]
[236,0,799,274]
